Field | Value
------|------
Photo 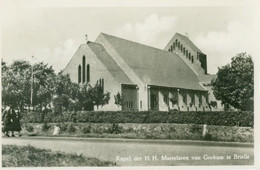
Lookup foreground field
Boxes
[2,145,116,167]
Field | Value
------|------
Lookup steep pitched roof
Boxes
[175,33,204,54]
[97,33,207,91]
[198,74,217,84]
[88,42,133,84]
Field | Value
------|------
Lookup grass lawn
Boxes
[2,145,116,167]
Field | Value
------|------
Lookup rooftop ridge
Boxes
[100,32,177,55]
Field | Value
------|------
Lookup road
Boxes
[2,136,254,166]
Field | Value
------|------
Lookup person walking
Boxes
[2,106,12,137]
[10,108,22,137]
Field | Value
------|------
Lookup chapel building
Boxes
[63,32,222,111]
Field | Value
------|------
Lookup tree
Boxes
[53,73,80,112]
[2,60,57,111]
[89,81,110,110]
[33,62,56,109]
[114,92,122,108]
[2,60,31,109]
[212,53,253,111]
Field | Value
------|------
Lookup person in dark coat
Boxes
[2,106,12,137]
[10,109,22,137]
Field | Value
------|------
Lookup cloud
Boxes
[194,20,255,74]
[115,14,178,47]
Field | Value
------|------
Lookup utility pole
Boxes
[30,56,34,109]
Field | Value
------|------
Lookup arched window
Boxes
[191,56,194,63]
[87,64,90,82]
[82,56,86,83]
[170,46,173,52]
[180,44,183,51]
[183,47,186,55]
[178,42,180,49]
[186,50,188,58]
[173,43,175,50]
[78,65,81,84]
[189,53,191,60]
[175,39,178,44]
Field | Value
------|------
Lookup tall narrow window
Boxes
[180,44,183,51]
[87,64,90,82]
[78,65,81,84]
[191,56,194,63]
[178,42,180,49]
[170,46,173,51]
[173,43,175,50]
[183,47,186,55]
[186,50,188,58]
[189,53,191,60]
[82,56,86,83]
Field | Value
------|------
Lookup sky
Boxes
[1,0,259,74]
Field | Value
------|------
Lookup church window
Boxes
[183,47,186,55]
[180,44,183,51]
[189,53,191,60]
[82,56,86,83]
[173,43,175,50]
[87,64,90,82]
[78,65,81,84]
[175,39,178,44]
[186,50,188,58]
[178,42,180,49]
[191,56,194,63]
[170,46,173,51]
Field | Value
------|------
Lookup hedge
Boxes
[21,111,254,127]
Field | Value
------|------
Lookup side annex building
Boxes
[63,33,222,111]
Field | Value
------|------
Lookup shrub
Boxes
[67,123,76,133]
[57,123,68,132]
[21,111,254,127]
[42,122,50,132]
[25,125,34,132]
[204,134,213,141]
[109,123,121,134]
[190,124,202,133]
[82,125,91,134]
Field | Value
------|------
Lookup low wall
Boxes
[20,123,254,143]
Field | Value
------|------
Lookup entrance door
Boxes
[121,84,138,111]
